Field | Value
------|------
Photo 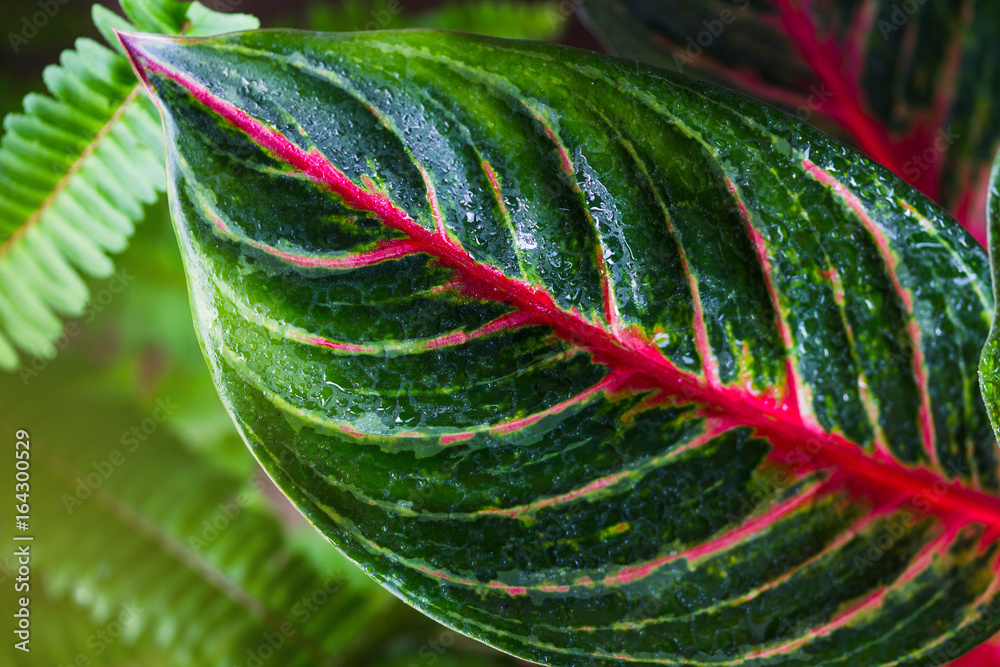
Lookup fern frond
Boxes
[0,391,527,665]
[2,584,175,666]
[1,394,389,665]
[0,0,257,374]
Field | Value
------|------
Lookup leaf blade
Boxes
[128,29,1000,666]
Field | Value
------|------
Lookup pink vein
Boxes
[747,530,950,659]
[804,160,939,471]
[212,214,423,270]
[603,479,828,587]
[490,371,627,437]
[480,418,730,520]
[726,176,812,425]
[290,310,536,355]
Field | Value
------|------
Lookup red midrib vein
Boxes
[121,35,1000,533]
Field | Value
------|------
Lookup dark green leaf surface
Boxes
[124,29,1000,665]
[579,0,1000,244]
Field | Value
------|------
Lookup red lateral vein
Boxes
[579,509,893,632]
[524,102,574,176]
[612,134,719,385]
[214,213,423,269]
[489,371,627,437]
[419,467,822,596]
[603,479,829,587]
[480,417,729,522]
[414,159,452,242]
[595,248,621,331]
[288,310,535,356]
[726,176,813,426]
[746,531,950,660]
[123,38,1000,533]
[288,332,372,354]
[523,104,621,331]
[804,160,940,472]
[423,311,535,350]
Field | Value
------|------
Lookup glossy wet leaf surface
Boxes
[123,29,1000,666]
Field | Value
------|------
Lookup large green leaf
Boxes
[578,0,1000,244]
[123,28,1000,665]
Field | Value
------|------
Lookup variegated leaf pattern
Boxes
[123,29,1000,666]
[579,0,1000,244]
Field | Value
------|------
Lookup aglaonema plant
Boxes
[578,0,1000,246]
[111,24,1000,666]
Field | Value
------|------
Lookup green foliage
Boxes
[4,0,1000,664]
[0,0,256,374]
[127,26,1000,666]
[0,2,571,661]
[308,0,569,40]
[980,144,1000,459]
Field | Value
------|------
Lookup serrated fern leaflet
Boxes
[124,28,1000,666]
[0,0,257,373]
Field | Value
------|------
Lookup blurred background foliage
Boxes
[0,1,584,664]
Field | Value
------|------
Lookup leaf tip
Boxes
[115,30,179,92]
[116,30,152,84]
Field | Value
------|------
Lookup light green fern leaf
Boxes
[0,0,257,374]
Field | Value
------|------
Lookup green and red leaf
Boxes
[579,0,1000,244]
[123,28,1000,665]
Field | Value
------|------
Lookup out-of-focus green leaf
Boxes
[308,0,569,40]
